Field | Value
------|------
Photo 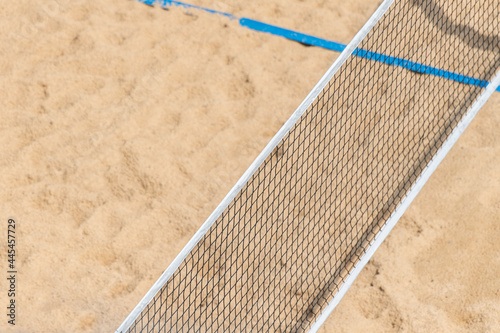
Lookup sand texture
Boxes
[0,0,499,332]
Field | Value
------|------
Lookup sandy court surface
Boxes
[0,0,498,332]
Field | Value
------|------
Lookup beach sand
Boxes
[0,0,498,332]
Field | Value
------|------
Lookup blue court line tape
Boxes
[243,19,492,89]
[140,0,237,19]
[137,0,500,93]
[239,18,346,53]
[352,49,489,88]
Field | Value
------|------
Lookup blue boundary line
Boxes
[239,18,347,53]
[142,0,237,19]
[137,0,500,92]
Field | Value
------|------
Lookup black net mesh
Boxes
[122,0,500,332]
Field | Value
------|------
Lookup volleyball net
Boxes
[117,0,500,332]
